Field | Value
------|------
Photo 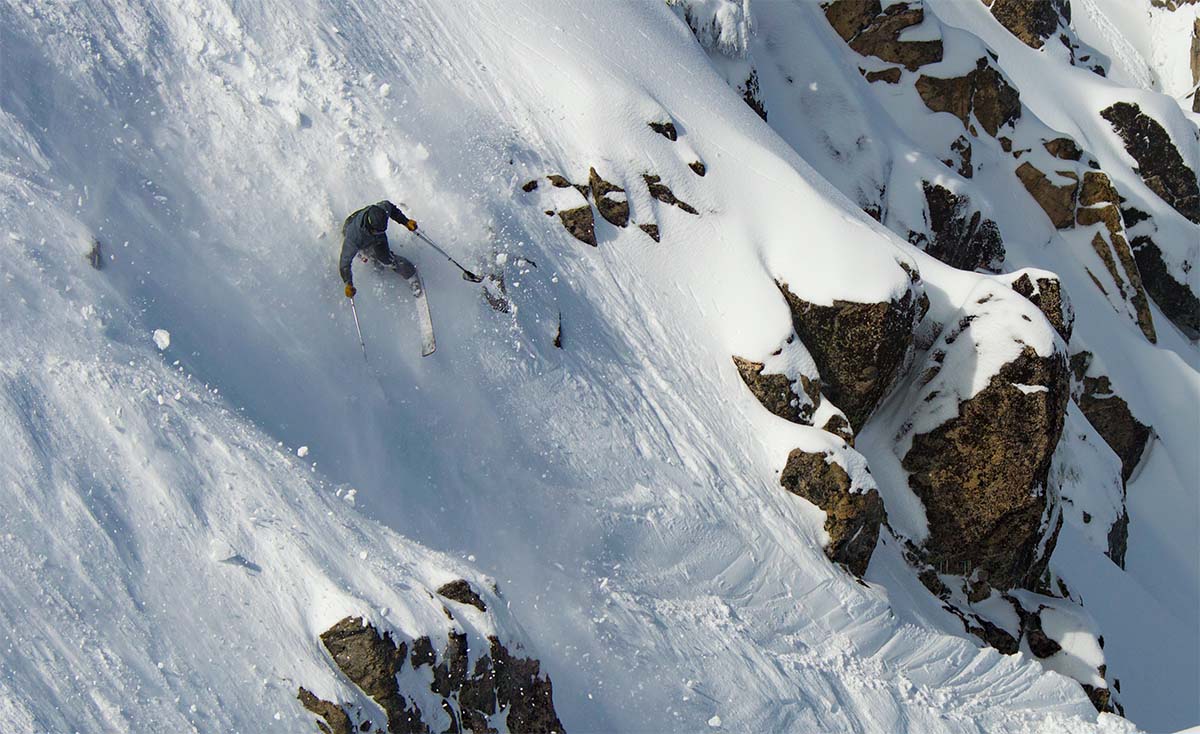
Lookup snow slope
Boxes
[0,0,1192,731]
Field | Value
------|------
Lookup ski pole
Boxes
[414,231,483,282]
[349,296,368,361]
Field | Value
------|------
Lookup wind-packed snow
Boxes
[0,0,1195,732]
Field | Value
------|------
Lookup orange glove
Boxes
[345,284,356,298]
[406,219,418,232]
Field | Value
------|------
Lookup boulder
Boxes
[982,0,1069,49]
[297,688,354,734]
[914,182,1004,272]
[638,223,661,242]
[643,174,698,214]
[437,579,488,613]
[732,356,814,424]
[1100,102,1200,223]
[319,617,424,733]
[776,280,918,430]
[558,205,597,246]
[688,160,707,176]
[779,449,886,576]
[1043,137,1083,161]
[825,0,944,71]
[648,120,678,141]
[1010,272,1073,341]
[903,346,1069,590]
[1071,356,1151,483]
[916,58,1021,137]
[588,167,629,228]
[1014,162,1077,229]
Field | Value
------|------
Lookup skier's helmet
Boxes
[366,206,389,233]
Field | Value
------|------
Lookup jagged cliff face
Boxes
[691,0,1197,724]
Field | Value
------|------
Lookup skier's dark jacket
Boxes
[339,201,411,286]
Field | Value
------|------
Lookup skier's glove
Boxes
[345,284,356,298]
[405,219,418,232]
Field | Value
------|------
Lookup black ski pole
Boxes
[414,231,483,282]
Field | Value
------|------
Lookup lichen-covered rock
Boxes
[558,205,597,246]
[1100,102,1200,224]
[776,280,918,430]
[1043,137,1083,161]
[913,182,1004,272]
[1010,272,1073,341]
[825,0,944,71]
[1130,235,1200,338]
[916,57,1021,137]
[981,0,1070,49]
[864,67,903,84]
[319,617,425,733]
[1086,231,1157,342]
[903,346,1070,590]
[437,579,488,613]
[779,449,885,576]
[643,174,698,214]
[297,687,354,734]
[588,167,629,227]
[1014,162,1077,229]
[732,356,810,424]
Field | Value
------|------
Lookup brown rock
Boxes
[297,687,354,734]
[1010,273,1073,341]
[1078,171,1119,207]
[982,0,1070,49]
[688,160,707,176]
[864,67,903,84]
[916,58,1020,137]
[1100,102,1200,223]
[779,449,886,576]
[844,2,944,70]
[950,135,973,178]
[777,281,917,430]
[489,636,565,734]
[638,223,661,242]
[903,346,1069,590]
[732,356,811,423]
[546,174,574,189]
[643,174,698,214]
[822,413,856,445]
[1077,372,1152,483]
[557,206,597,246]
[319,617,426,733]
[437,579,488,613]
[1087,231,1157,342]
[522,180,539,192]
[1107,509,1130,569]
[1021,608,1063,658]
[588,167,629,227]
[824,0,883,42]
[1043,137,1083,161]
[1015,162,1077,229]
[648,120,678,141]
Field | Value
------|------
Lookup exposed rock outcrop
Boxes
[981,0,1069,50]
[732,356,814,424]
[437,579,488,613]
[903,346,1069,590]
[912,182,1004,272]
[320,617,424,733]
[1130,235,1200,338]
[776,280,919,430]
[1100,102,1200,224]
[638,223,661,242]
[1015,162,1077,229]
[824,0,944,71]
[648,120,678,141]
[1009,272,1073,341]
[557,206,597,247]
[298,688,354,734]
[643,174,698,214]
[1071,352,1151,483]
[588,167,629,227]
[304,617,565,734]
[779,449,885,576]
[916,57,1021,137]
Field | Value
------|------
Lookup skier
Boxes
[339,200,419,298]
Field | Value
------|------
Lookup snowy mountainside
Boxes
[0,0,1195,733]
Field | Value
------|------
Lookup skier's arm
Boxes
[339,237,357,287]
[381,200,418,231]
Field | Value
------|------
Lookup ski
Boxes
[409,268,436,357]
